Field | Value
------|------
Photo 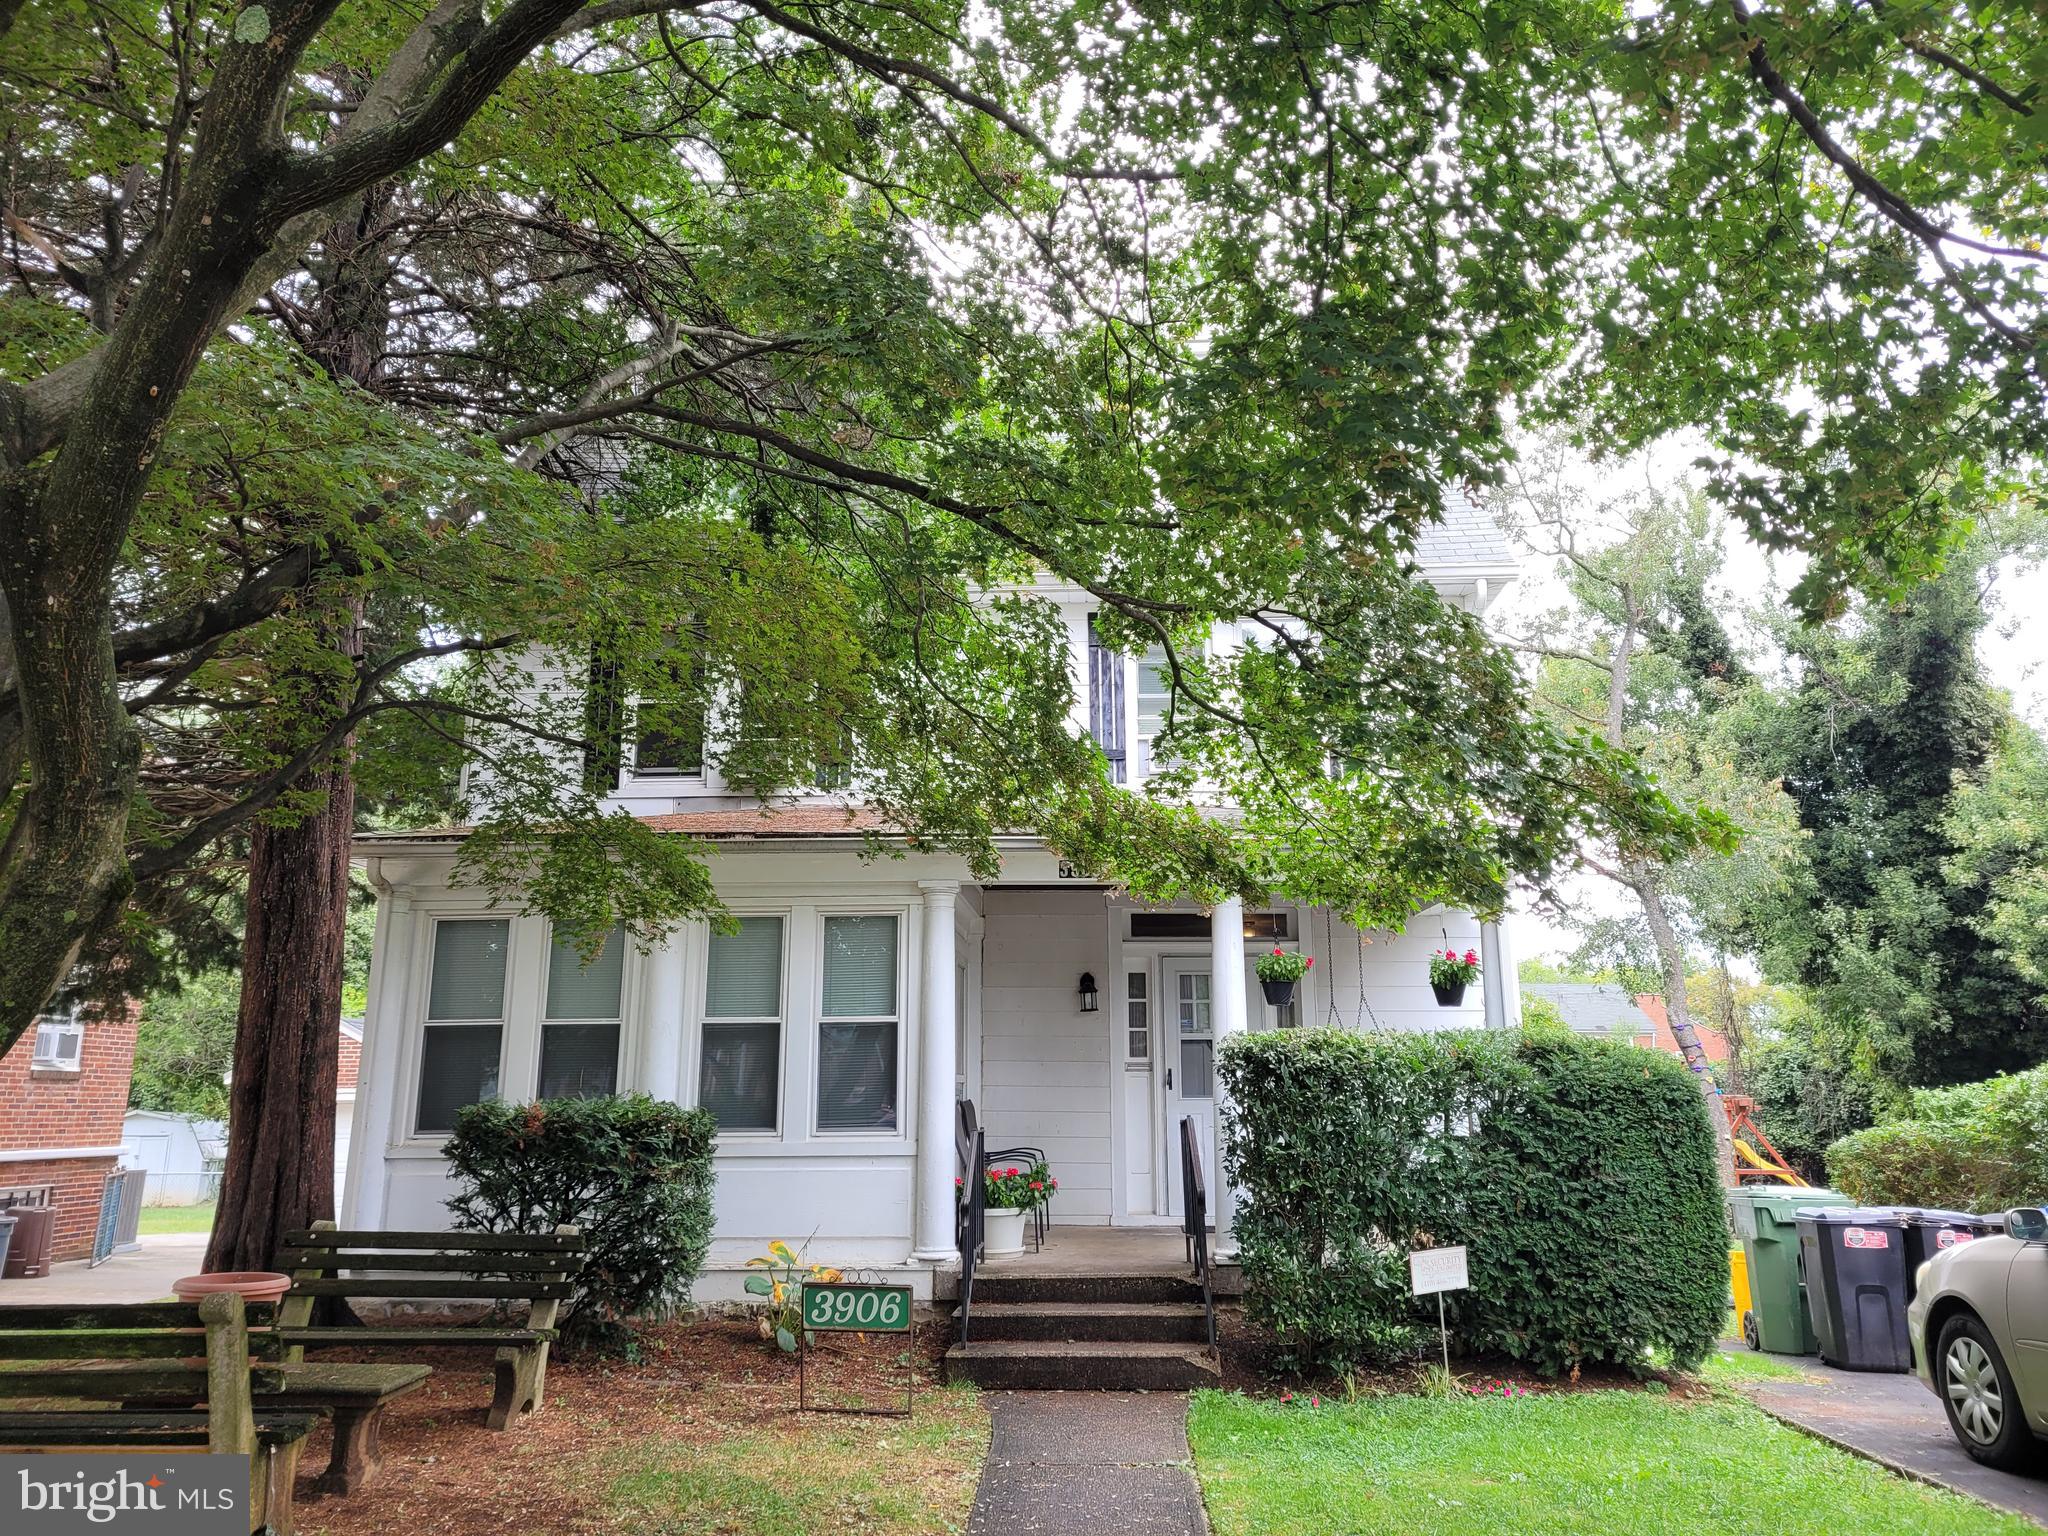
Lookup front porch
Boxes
[934,1224,1243,1297]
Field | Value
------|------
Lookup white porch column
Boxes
[1480,918,1520,1030]
[341,881,414,1230]
[913,880,961,1263]
[1210,896,1248,1252]
[642,925,688,1102]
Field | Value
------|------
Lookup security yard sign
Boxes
[1409,1245,1471,1376]
[798,1282,916,1418]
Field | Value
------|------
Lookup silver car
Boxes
[1909,1205,2048,1470]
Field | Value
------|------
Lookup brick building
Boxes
[0,995,142,1262]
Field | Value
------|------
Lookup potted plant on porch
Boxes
[1429,947,1482,1007]
[982,1165,1037,1258]
[1254,948,1312,1007]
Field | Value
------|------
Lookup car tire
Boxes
[1935,1312,2042,1472]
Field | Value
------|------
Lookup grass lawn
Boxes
[1189,1387,2034,1535]
[604,1381,987,1536]
[136,1201,215,1235]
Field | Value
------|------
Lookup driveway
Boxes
[2,1233,205,1306]
[1733,1350,2048,1528]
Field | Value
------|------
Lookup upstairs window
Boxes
[1087,616,1127,783]
[633,644,707,777]
[30,998,84,1072]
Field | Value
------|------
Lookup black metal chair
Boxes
[982,1139,1052,1252]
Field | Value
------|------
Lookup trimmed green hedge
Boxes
[1826,1063,2048,1210]
[1218,1026,1726,1377]
[446,1094,717,1353]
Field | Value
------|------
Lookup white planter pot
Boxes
[984,1206,1027,1258]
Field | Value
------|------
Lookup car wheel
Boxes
[1936,1313,2041,1472]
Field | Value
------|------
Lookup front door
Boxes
[1161,958,1216,1219]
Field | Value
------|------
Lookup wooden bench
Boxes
[278,1222,585,1431]
[0,1296,317,1536]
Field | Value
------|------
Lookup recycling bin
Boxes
[1797,1206,1913,1371]
[0,1213,14,1279]
[1727,1185,1852,1354]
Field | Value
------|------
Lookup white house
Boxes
[340,504,1525,1298]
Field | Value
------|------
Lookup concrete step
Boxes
[944,1339,1221,1392]
[964,1301,1212,1344]
[967,1271,1203,1306]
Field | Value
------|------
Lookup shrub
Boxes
[1219,1026,1726,1378]
[445,1094,717,1354]
[1826,1062,2048,1210]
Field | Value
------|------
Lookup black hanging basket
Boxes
[1260,976,1298,1007]
[1431,981,1467,1007]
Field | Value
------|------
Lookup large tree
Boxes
[2,0,1752,1066]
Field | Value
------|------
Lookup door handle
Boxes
[1164,1067,1173,1089]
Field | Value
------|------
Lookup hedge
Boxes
[445,1094,717,1353]
[1826,1062,2048,1210]
[1218,1025,1727,1377]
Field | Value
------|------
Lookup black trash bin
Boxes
[1893,1208,2000,1293]
[1797,1206,1914,1372]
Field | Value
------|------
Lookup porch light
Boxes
[1078,972,1100,1013]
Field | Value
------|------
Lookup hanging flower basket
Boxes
[1254,948,1312,1007]
[1429,947,1482,1007]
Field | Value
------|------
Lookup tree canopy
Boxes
[4,0,2041,1052]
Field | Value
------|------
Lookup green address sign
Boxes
[802,1282,912,1333]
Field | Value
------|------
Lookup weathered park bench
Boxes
[0,1296,316,1536]
[278,1222,585,1432]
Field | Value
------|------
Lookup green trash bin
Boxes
[1727,1186,1853,1354]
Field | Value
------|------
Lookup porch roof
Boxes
[353,804,922,852]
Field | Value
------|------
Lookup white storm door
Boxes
[1161,958,1217,1220]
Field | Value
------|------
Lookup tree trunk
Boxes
[1628,861,1737,1185]
[206,614,362,1274]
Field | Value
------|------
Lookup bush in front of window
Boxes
[444,1093,717,1355]
[1218,1023,1725,1379]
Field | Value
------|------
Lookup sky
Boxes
[1495,453,2048,967]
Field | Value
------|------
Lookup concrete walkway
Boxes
[1737,1356,2048,1527]
[968,1392,1207,1536]
[5,1233,206,1306]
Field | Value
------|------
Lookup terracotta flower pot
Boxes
[173,1271,292,1306]
[1431,981,1467,1008]
[1260,977,1298,1007]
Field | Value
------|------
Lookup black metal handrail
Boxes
[956,1099,986,1344]
[1180,1115,1218,1352]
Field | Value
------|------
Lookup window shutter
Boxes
[1087,616,1127,783]
[427,920,510,1019]
[545,925,625,1018]
[705,917,784,1017]
[821,916,897,1017]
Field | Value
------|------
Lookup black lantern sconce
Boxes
[1078,972,1100,1013]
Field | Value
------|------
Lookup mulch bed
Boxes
[294,1315,957,1536]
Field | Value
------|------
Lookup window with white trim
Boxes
[31,999,83,1072]
[415,918,509,1135]
[1125,970,1150,1061]
[817,914,899,1132]
[1135,646,1172,777]
[540,924,624,1100]
[698,916,784,1131]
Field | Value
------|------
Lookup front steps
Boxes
[944,1271,1221,1390]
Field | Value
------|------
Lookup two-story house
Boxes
[339,500,1525,1298]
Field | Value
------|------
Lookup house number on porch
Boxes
[802,1282,912,1333]
[1057,860,1082,879]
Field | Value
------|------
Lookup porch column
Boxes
[1210,896,1248,1253]
[913,880,961,1264]
[642,925,687,1101]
